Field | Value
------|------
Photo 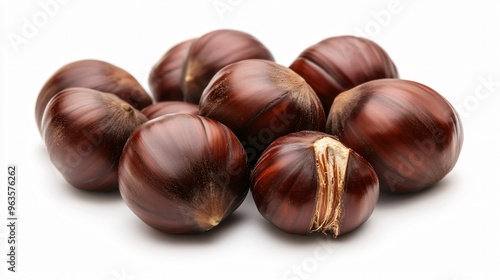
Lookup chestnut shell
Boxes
[149,39,196,102]
[327,79,463,193]
[199,59,326,165]
[35,59,152,133]
[140,101,199,120]
[290,36,398,115]
[182,29,275,104]
[42,88,147,191]
[118,114,250,234]
[251,131,379,237]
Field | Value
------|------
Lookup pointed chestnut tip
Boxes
[120,103,134,112]
[118,114,249,234]
[193,214,223,232]
[207,217,222,228]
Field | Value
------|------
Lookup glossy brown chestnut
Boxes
[118,114,249,234]
[35,59,152,133]
[182,29,274,104]
[42,88,147,191]
[149,39,196,102]
[327,79,463,193]
[199,59,326,165]
[251,131,379,237]
[141,101,199,120]
[290,36,398,115]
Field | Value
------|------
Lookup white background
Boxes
[1,0,500,279]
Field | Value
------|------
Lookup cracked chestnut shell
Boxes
[182,29,274,104]
[118,114,250,234]
[149,39,196,102]
[327,79,463,193]
[141,101,199,120]
[251,131,379,237]
[35,59,152,133]
[42,88,147,191]
[199,59,326,165]
[290,36,398,115]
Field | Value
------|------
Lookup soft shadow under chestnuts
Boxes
[36,29,465,239]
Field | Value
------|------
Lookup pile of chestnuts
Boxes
[37,29,463,237]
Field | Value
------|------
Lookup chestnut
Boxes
[118,114,249,234]
[327,79,463,193]
[141,101,199,120]
[290,36,398,115]
[42,87,147,191]
[182,29,274,104]
[35,59,152,133]
[251,131,379,237]
[199,59,326,165]
[149,39,196,102]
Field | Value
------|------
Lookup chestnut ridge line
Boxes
[37,30,462,238]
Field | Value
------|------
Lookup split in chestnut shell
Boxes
[251,131,379,237]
